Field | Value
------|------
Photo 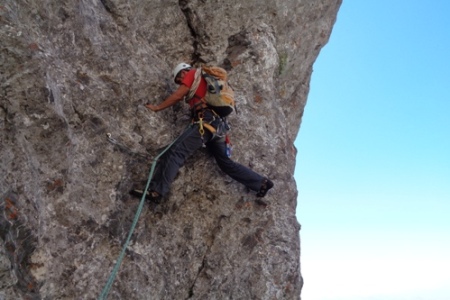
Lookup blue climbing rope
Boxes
[98,127,189,300]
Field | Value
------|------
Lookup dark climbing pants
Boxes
[149,113,264,197]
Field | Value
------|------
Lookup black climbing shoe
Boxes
[256,178,274,198]
[129,189,162,204]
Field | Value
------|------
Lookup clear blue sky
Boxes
[294,1,450,300]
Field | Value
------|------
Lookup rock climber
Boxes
[131,63,273,203]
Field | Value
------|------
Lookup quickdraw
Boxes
[197,112,206,147]
[194,112,217,147]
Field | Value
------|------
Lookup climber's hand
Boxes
[145,104,160,112]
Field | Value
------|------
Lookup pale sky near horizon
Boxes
[294,1,450,300]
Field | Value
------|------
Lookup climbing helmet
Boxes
[172,62,192,83]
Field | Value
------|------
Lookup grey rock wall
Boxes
[0,0,341,299]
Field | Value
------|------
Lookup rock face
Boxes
[0,0,341,299]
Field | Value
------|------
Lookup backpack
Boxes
[188,66,235,117]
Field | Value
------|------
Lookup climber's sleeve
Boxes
[154,85,190,111]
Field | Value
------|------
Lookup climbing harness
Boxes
[195,111,217,147]
[98,129,185,300]
[192,109,229,147]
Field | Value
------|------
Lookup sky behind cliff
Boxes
[294,1,450,300]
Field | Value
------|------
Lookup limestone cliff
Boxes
[0,1,341,299]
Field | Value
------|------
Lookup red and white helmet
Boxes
[172,63,191,83]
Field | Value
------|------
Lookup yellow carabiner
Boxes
[198,117,205,135]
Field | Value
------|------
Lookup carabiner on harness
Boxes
[197,112,206,147]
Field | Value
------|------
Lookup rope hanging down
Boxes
[98,127,188,300]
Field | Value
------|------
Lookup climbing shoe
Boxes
[256,178,274,198]
[129,189,162,204]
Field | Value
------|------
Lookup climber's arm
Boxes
[146,85,190,112]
